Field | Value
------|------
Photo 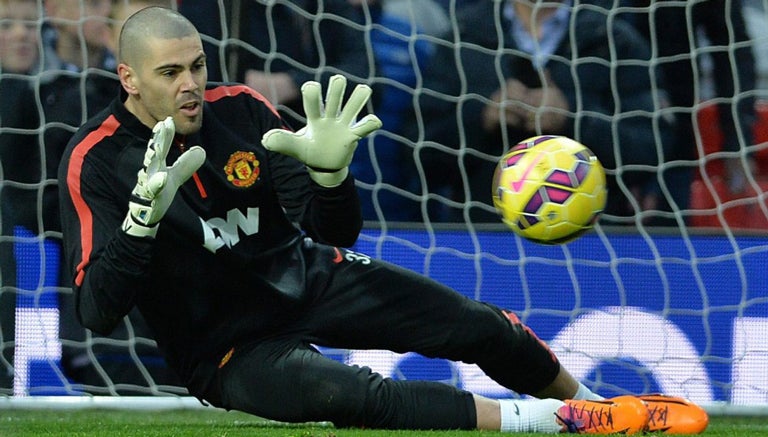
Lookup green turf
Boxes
[0,409,765,436]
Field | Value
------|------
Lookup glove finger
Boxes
[168,145,206,186]
[145,172,168,198]
[349,114,383,139]
[261,128,304,159]
[142,143,156,168]
[301,81,323,122]
[153,117,175,158]
[339,84,372,125]
[146,117,175,175]
[133,168,149,196]
[324,74,347,119]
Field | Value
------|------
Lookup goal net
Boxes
[2,0,767,413]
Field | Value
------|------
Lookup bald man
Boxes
[57,6,706,435]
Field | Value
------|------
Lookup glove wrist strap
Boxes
[308,166,348,188]
[121,213,159,238]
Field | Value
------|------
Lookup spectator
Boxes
[607,0,758,204]
[347,0,450,221]
[42,0,114,72]
[233,0,373,128]
[28,0,180,394]
[178,1,374,123]
[37,0,116,235]
[176,0,225,82]
[0,0,42,394]
[406,0,677,224]
[0,0,39,73]
[434,0,481,13]
[744,0,768,89]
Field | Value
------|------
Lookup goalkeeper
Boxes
[58,6,706,435]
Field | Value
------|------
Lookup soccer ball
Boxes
[492,135,607,244]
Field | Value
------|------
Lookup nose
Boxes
[9,21,35,39]
[179,69,199,92]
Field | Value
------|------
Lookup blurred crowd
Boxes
[0,0,764,395]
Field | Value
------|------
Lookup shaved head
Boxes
[118,6,198,65]
[116,5,206,134]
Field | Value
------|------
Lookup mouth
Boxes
[13,44,34,57]
[179,100,201,117]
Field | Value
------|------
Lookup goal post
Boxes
[2,0,768,415]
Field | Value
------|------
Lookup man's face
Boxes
[47,0,111,49]
[0,1,39,73]
[124,34,208,135]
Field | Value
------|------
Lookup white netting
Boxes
[1,0,767,412]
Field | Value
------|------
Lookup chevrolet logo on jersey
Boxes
[224,151,260,187]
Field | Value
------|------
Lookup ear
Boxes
[118,63,139,96]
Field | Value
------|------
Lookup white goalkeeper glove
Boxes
[261,74,382,187]
[121,117,206,238]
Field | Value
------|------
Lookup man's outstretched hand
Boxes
[261,74,382,187]
[122,116,206,238]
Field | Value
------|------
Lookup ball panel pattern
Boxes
[491,135,607,244]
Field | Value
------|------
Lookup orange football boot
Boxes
[638,394,709,434]
[556,395,649,434]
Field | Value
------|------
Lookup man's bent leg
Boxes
[213,338,477,430]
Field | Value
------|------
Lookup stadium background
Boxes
[2,0,768,412]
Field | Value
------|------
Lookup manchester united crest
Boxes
[224,151,260,187]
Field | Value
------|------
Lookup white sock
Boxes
[499,398,566,433]
[574,382,605,400]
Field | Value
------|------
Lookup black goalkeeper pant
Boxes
[203,242,561,430]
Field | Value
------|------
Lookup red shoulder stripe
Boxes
[204,85,281,119]
[66,115,121,287]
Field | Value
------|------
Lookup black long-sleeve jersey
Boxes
[57,84,363,392]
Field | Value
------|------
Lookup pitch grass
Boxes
[1,409,766,436]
